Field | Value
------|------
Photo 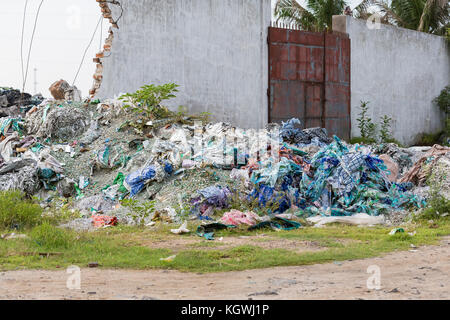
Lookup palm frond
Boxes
[274,0,318,31]
[418,0,450,33]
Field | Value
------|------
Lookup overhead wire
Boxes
[20,0,29,88]
[72,15,103,87]
[22,0,45,95]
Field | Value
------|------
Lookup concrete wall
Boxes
[97,0,272,129]
[333,15,450,146]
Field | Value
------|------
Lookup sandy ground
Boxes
[1,237,449,300]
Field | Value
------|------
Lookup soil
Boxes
[1,237,448,300]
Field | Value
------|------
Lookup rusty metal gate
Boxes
[268,26,351,140]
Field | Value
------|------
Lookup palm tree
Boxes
[355,0,449,35]
[274,0,348,32]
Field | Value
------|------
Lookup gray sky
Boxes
[0,0,364,98]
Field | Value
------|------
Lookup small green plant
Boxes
[379,115,393,142]
[356,101,377,143]
[119,84,210,132]
[0,191,43,230]
[433,85,450,144]
[353,101,402,145]
[119,83,179,120]
[121,199,155,226]
[30,222,74,249]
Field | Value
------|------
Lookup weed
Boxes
[380,115,393,142]
[356,101,377,142]
[121,199,155,227]
[354,101,404,145]
[433,85,450,144]
[0,191,42,230]
[433,85,450,114]
[119,83,179,120]
[30,223,74,249]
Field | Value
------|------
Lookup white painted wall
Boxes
[333,15,450,146]
[97,0,272,129]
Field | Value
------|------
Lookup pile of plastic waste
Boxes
[0,86,446,232]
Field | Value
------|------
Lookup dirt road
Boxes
[1,238,449,300]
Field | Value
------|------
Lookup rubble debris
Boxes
[400,145,450,186]
[190,185,232,219]
[56,178,76,198]
[26,102,89,140]
[48,80,82,102]
[0,159,40,194]
[373,143,413,175]
[0,87,43,109]
[0,86,445,234]
[281,118,332,146]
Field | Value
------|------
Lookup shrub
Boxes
[433,85,450,113]
[119,83,179,120]
[121,199,155,227]
[433,86,450,144]
[0,191,42,230]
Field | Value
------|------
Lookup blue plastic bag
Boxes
[126,166,156,197]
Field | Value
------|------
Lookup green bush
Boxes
[433,85,450,113]
[30,223,74,249]
[433,86,450,144]
[0,191,43,230]
[119,83,179,120]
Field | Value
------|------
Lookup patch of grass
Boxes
[30,223,74,249]
[0,219,448,272]
[0,191,43,230]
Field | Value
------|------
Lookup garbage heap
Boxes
[0,89,447,230]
